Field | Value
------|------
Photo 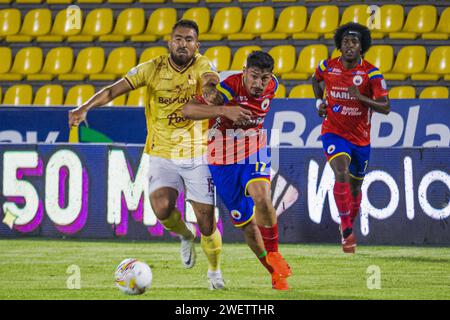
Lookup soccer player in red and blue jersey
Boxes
[312,22,391,253]
[182,51,292,290]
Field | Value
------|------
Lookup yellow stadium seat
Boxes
[0,47,43,81]
[68,9,113,42]
[99,9,145,42]
[27,47,74,81]
[173,0,199,3]
[384,46,426,81]
[205,0,231,2]
[331,48,340,59]
[388,86,416,99]
[411,46,450,81]
[182,8,211,35]
[364,45,394,74]
[419,86,449,99]
[105,95,127,106]
[228,7,274,40]
[324,5,369,39]
[204,46,231,72]
[261,6,307,40]
[64,85,95,106]
[138,0,165,3]
[282,45,328,80]
[3,85,33,106]
[37,9,82,42]
[274,84,286,98]
[423,7,450,40]
[238,0,263,2]
[16,0,42,3]
[6,9,51,42]
[0,9,21,37]
[108,0,135,3]
[59,47,105,81]
[268,45,296,76]
[46,0,72,3]
[131,8,177,42]
[370,5,404,39]
[0,47,12,74]
[77,0,105,3]
[293,6,339,40]
[0,0,12,4]
[390,5,437,40]
[289,84,315,98]
[199,7,243,41]
[127,87,146,107]
[139,47,168,64]
[33,85,64,106]
[90,47,136,81]
[230,46,262,70]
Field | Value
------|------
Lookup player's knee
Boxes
[334,166,350,181]
[151,198,175,220]
[252,192,272,213]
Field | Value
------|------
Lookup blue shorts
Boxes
[321,133,371,180]
[209,150,271,227]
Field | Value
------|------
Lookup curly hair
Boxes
[246,51,275,72]
[334,22,372,55]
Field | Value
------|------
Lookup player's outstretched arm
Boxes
[348,86,390,115]
[181,98,252,123]
[312,74,327,118]
[68,78,132,127]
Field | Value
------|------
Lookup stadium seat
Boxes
[99,9,145,42]
[33,85,64,106]
[131,8,177,42]
[6,9,52,42]
[58,47,105,81]
[37,9,82,42]
[0,47,43,81]
[138,0,166,3]
[27,47,74,81]
[139,47,168,64]
[268,45,296,76]
[293,5,339,40]
[67,9,113,42]
[282,45,328,80]
[108,0,135,3]
[288,84,315,98]
[238,0,264,2]
[419,86,449,99]
[370,5,404,39]
[105,95,127,106]
[384,46,426,81]
[182,8,211,35]
[173,0,199,3]
[127,87,146,107]
[77,0,105,3]
[261,6,307,40]
[64,85,95,106]
[389,5,437,40]
[274,84,286,98]
[230,46,262,70]
[331,48,340,59]
[90,47,136,81]
[205,0,231,2]
[388,86,416,99]
[364,45,394,74]
[46,0,73,3]
[411,46,450,81]
[3,85,33,106]
[0,47,12,74]
[0,9,21,38]
[228,7,275,41]
[199,7,243,41]
[0,0,12,4]
[204,46,231,72]
[324,5,369,39]
[422,7,450,40]
[16,0,43,3]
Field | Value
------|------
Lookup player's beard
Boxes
[170,52,192,68]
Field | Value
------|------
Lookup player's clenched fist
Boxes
[68,106,87,127]
[222,106,253,123]
[317,101,327,118]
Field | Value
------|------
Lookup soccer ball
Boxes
[115,258,152,295]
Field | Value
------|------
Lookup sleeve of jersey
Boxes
[367,67,389,98]
[124,60,155,90]
[196,55,220,79]
[314,59,328,81]
[216,78,236,104]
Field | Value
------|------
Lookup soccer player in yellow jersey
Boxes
[68,20,233,290]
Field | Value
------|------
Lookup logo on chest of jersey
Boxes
[167,112,189,128]
[261,98,271,111]
[353,75,363,86]
[158,95,192,105]
[328,68,342,75]
[235,96,249,102]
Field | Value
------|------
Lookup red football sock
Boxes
[258,251,274,274]
[258,224,279,252]
[334,182,352,230]
[350,192,362,221]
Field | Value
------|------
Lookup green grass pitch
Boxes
[0,239,449,300]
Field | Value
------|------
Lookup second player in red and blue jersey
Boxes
[312,22,391,253]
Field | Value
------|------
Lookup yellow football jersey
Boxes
[124,53,218,159]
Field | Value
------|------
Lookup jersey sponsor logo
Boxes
[231,210,242,220]
[341,106,363,116]
[330,90,353,100]
[261,98,270,111]
[167,112,189,128]
[158,96,192,105]
[327,144,336,154]
[332,104,342,113]
[353,75,363,86]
